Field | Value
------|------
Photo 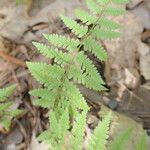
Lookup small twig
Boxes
[0,50,26,67]
[15,119,29,145]
[16,142,27,150]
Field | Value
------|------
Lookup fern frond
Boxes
[60,15,88,38]
[68,65,85,81]
[58,108,70,139]
[33,98,54,108]
[99,18,121,30]
[75,8,96,25]
[0,85,23,129]
[87,112,112,150]
[84,76,107,91]
[0,102,12,112]
[108,128,133,150]
[38,130,51,142]
[11,109,23,117]
[41,109,70,147]
[30,88,57,108]
[69,66,106,90]
[49,111,59,136]
[85,0,100,14]
[43,34,80,51]
[68,66,105,91]
[135,131,148,150]
[63,81,89,111]
[27,0,128,148]
[26,62,64,85]
[29,88,56,99]
[84,36,107,60]
[32,42,71,64]
[1,117,12,130]
[105,7,127,16]
[71,111,87,150]
[71,52,106,91]
[92,27,121,40]
[0,85,16,101]
[76,51,104,84]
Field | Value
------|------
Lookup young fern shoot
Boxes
[27,0,128,149]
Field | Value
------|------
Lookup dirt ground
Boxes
[0,0,150,150]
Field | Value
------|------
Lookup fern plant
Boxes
[0,85,22,130]
[26,0,134,149]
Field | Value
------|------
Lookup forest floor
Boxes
[0,0,150,150]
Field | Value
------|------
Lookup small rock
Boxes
[107,99,118,110]
[87,115,99,129]
[130,3,150,29]
[138,43,150,80]
[5,127,23,147]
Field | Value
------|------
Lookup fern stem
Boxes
[80,0,112,43]
[53,0,112,117]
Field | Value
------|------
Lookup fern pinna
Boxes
[27,0,128,149]
[0,85,22,130]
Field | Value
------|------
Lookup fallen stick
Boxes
[0,50,26,67]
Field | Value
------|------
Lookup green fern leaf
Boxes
[64,81,89,111]
[11,109,23,117]
[0,102,12,112]
[99,18,121,30]
[38,130,51,142]
[84,36,107,60]
[58,108,70,139]
[76,51,104,84]
[74,51,106,91]
[29,88,56,99]
[1,117,12,129]
[60,15,88,38]
[93,27,121,40]
[30,88,57,108]
[68,65,85,81]
[43,34,80,51]
[44,109,70,147]
[71,111,87,150]
[33,98,54,108]
[0,85,16,101]
[0,85,23,130]
[49,111,59,135]
[32,42,71,64]
[88,112,112,150]
[75,8,96,25]
[84,76,107,91]
[108,128,133,150]
[69,66,106,91]
[26,0,127,148]
[26,62,64,85]
[85,0,100,14]
[106,7,127,16]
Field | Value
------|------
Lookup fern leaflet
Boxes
[60,15,88,38]
[0,85,23,129]
[87,112,112,150]
[108,128,132,150]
